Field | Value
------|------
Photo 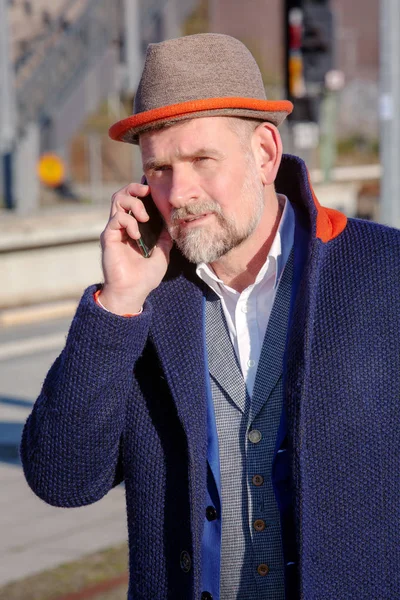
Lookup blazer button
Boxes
[253,519,266,532]
[206,506,217,521]
[201,593,213,600]
[257,563,269,576]
[180,550,191,573]
[248,429,262,444]
[252,474,264,486]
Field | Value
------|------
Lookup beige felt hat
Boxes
[109,33,293,145]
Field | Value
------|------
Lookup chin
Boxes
[175,230,248,264]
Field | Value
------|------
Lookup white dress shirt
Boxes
[196,195,295,397]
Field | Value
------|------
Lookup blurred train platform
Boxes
[0,170,378,316]
[0,314,128,589]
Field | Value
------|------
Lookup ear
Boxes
[251,122,283,186]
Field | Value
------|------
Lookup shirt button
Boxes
[252,474,264,486]
[247,359,255,368]
[248,429,262,444]
[241,305,248,313]
[257,563,270,576]
[201,593,213,600]
[206,506,217,521]
[180,550,191,573]
[253,519,266,532]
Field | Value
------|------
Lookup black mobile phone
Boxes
[130,180,164,258]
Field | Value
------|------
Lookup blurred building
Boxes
[1,0,198,210]
[209,0,379,139]
[1,0,380,212]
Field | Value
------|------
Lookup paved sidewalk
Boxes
[0,463,127,587]
[0,320,128,588]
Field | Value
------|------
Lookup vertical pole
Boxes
[0,0,16,209]
[284,0,303,155]
[13,122,41,213]
[319,89,338,183]
[3,152,13,210]
[379,0,400,228]
[88,133,102,204]
[123,0,142,93]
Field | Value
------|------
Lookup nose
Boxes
[168,165,199,208]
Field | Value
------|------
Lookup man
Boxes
[21,34,400,600]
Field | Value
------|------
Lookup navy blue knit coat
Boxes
[21,155,400,599]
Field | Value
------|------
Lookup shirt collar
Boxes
[196,194,295,293]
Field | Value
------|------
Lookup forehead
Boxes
[139,116,240,160]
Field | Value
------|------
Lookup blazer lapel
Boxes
[250,250,294,422]
[205,290,249,414]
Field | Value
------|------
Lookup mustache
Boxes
[170,201,222,223]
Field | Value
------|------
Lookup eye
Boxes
[194,156,211,164]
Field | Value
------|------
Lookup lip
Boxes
[178,213,213,227]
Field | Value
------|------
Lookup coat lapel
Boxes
[149,268,208,452]
[148,259,208,576]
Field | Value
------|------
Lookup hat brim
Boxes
[109,97,293,144]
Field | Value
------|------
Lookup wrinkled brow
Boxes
[143,147,225,171]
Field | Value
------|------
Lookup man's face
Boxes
[140,117,265,264]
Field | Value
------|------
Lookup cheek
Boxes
[155,201,172,224]
[210,168,249,216]
[148,184,171,221]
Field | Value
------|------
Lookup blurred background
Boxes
[0,0,399,598]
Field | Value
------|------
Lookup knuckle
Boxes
[135,197,145,210]
[100,229,108,247]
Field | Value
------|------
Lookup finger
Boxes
[109,183,150,218]
[111,194,150,222]
[125,182,150,197]
[103,210,141,242]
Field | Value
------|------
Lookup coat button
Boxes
[257,563,269,576]
[248,429,262,443]
[180,550,191,573]
[252,474,264,486]
[201,593,213,600]
[206,506,217,521]
[253,519,266,532]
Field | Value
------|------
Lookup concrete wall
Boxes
[0,206,108,308]
[0,176,365,309]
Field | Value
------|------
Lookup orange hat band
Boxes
[109,97,293,142]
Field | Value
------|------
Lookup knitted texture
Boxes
[285,216,400,599]
[21,155,400,599]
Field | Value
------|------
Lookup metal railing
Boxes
[15,0,118,130]
[14,0,198,133]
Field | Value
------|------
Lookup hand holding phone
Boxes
[99,180,173,316]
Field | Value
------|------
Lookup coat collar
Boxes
[276,154,347,243]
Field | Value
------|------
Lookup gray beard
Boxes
[168,169,265,264]
[171,208,261,264]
